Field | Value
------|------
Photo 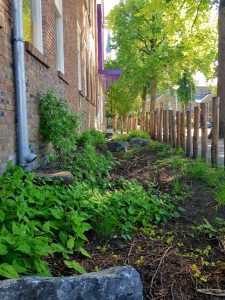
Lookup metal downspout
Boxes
[12,0,37,167]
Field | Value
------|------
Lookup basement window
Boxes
[23,0,44,53]
[55,0,65,74]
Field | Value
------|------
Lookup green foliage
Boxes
[128,131,150,139]
[0,161,183,279]
[112,130,149,141]
[215,182,225,206]
[0,164,90,278]
[187,158,211,180]
[83,179,182,239]
[111,134,129,141]
[177,69,196,105]
[64,144,116,188]
[196,217,225,239]
[39,91,78,155]
[107,0,217,110]
[76,129,107,148]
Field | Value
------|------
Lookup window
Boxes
[83,43,87,96]
[77,23,82,91]
[55,0,65,74]
[23,0,43,53]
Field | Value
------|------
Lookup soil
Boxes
[47,146,225,300]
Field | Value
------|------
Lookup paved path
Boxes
[197,129,224,165]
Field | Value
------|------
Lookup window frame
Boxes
[77,23,82,91]
[55,0,65,74]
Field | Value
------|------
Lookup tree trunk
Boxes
[150,78,157,112]
[140,87,147,131]
[218,0,225,137]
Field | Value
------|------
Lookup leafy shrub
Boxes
[64,144,116,188]
[0,165,90,278]
[0,164,183,278]
[128,130,149,139]
[112,130,149,141]
[39,91,78,155]
[77,129,107,148]
[73,179,182,239]
[111,134,129,141]
[186,158,210,180]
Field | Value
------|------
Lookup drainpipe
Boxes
[12,0,37,167]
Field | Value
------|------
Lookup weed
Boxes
[215,182,225,206]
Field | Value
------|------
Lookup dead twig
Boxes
[150,246,174,297]
[126,240,135,264]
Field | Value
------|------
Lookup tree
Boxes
[105,75,141,117]
[218,0,225,136]
[107,0,217,117]
[177,70,196,111]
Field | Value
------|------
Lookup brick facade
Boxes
[0,0,105,174]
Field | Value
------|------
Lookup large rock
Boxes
[0,266,143,300]
[129,138,149,148]
[35,171,74,185]
[108,140,129,152]
[105,131,114,139]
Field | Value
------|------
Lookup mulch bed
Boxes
[47,146,225,299]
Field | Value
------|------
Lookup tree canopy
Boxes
[107,0,218,115]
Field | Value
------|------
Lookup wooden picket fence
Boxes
[106,97,223,166]
[109,115,138,134]
[145,97,221,166]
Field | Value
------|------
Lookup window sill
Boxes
[79,91,85,98]
[25,42,50,69]
[0,13,5,30]
[58,71,69,85]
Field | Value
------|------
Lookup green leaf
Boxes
[0,263,19,279]
[52,243,67,253]
[64,260,86,274]
[42,221,50,233]
[67,238,74,250]
[0,244,8,255]
[0,210,5,222]
[17,244,32,255]
[79,247,91,258]
[13,259,27,273]
[33,258,51,277]
[59,231,68,246]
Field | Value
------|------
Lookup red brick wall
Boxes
[0,0,100,174]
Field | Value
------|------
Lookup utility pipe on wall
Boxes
[12,0,37,166]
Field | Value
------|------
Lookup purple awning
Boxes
[99,69,122,91]
[97,4,122,91]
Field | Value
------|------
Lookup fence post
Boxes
[150,112,154,139]
[145,112,149,132]
[164,110,169,143]
[126,116,129,134]
[152,111,156,139]
[168,110,172,145]
[120,117,123,134]
[200,103,207,160]
[193,107,200,159]
[171,110,176,148]
[211,97,220,166]
[113,115,118,132]
[180,112,186,151]
[158,108,163,142]
[176,111,180,148]
[155,108,159,140]
[186,110,191,157]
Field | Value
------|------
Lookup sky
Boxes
[104,0,120,17]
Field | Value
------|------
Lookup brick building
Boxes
[0,0,107,174]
